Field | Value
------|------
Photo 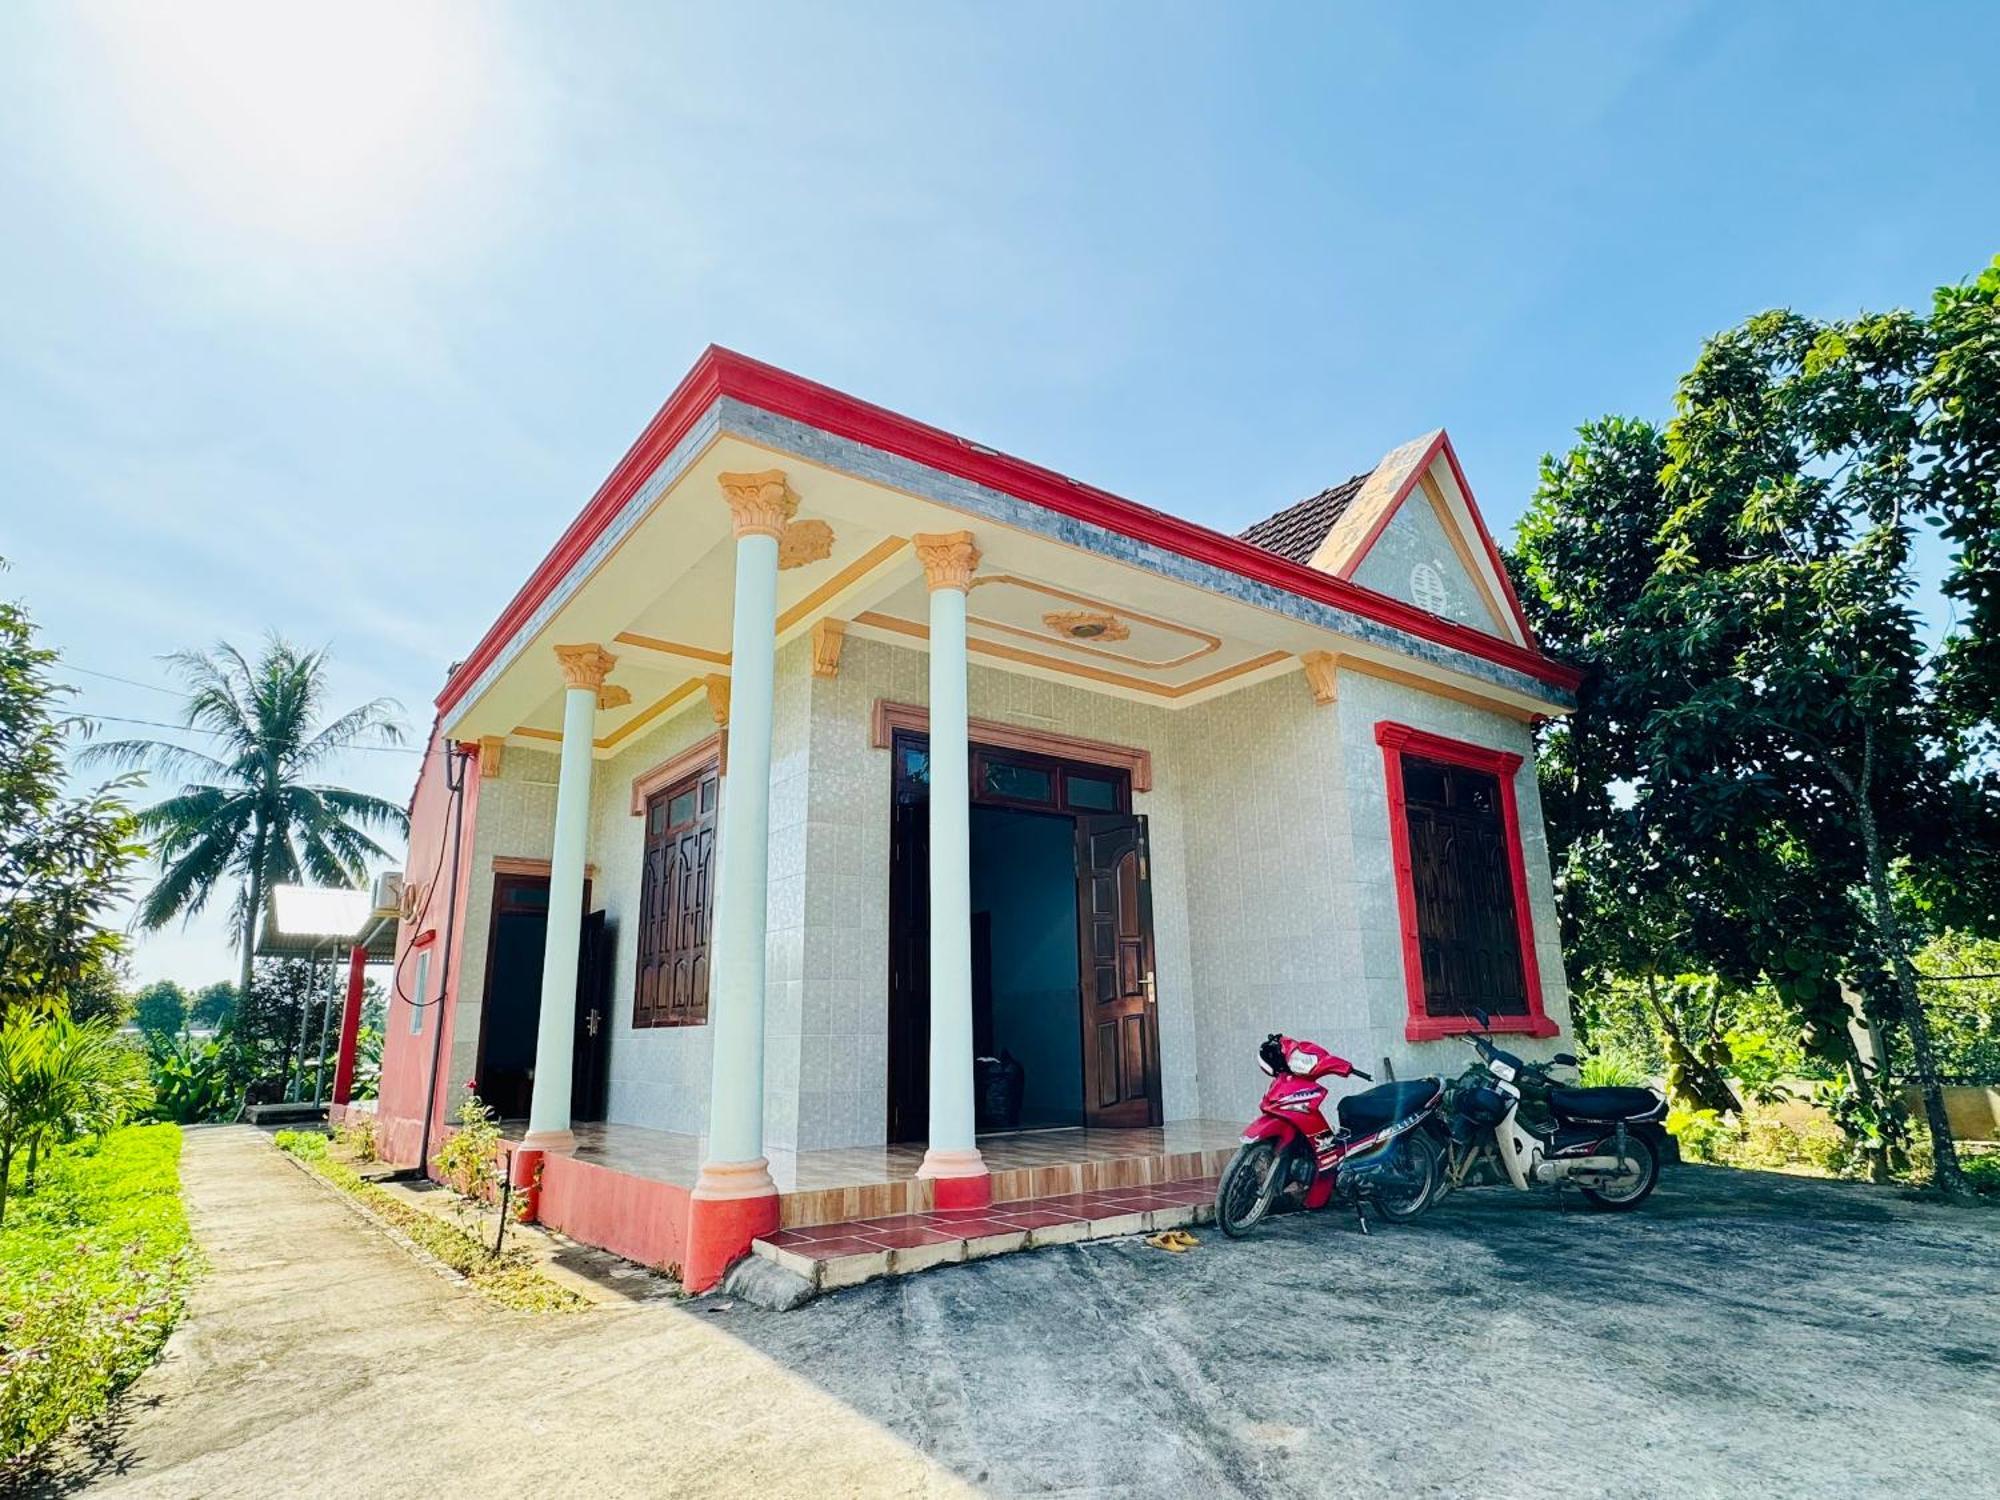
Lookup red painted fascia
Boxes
[435,347,1583,718]
[1375,720,1559,1043]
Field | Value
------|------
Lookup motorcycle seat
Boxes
[1336,1080,1438,1137]
[1550,1086,1662,1123]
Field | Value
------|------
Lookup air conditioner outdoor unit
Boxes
[371,871,405,918]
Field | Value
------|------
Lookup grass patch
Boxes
[0,1123,195,1470]
[272,1131,582,1313]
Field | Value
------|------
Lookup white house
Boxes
[361,347,1581,1289]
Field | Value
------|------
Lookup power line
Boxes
[62,663,183,697]
[78,711,422,754]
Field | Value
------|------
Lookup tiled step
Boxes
[752,1177,1219,1294]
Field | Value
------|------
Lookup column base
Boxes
[917,1147,991,1209]
[507,1146,545,1223]
[685,1158,780,1293]
[519,1128,577,1155]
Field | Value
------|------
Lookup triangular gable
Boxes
[1305,429,1533,647]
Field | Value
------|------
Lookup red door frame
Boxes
[1375,720,1557,1042]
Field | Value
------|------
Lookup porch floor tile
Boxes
[752,1175,1220,1296]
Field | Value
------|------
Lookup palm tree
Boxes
[83,638,409,1002]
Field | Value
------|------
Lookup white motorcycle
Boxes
[1431,1012,1669,1211]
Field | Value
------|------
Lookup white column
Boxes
[523,644,614,1151]
[695,470,796,1201]
[914,531,987,1188]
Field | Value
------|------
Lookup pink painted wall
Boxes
[534,1152,691,1274]
[373,725,484,1169]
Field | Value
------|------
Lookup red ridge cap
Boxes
[435,346,1581,716]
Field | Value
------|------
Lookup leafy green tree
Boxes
[130,980,189,1039]
[0,1011,146,1223]
[82,638,408,1003]
[189,980,237,1031]
[1516,266,2000,1198]
[63,958,134,1029]
[0,565,143,1012]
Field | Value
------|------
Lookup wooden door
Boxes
[635,766,718,1028]
[571,909,612,1122]
[1075,814,1161,1128]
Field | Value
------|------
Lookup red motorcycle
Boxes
[1216,1033,1444,1237]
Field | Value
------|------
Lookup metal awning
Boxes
[254,884,400,961]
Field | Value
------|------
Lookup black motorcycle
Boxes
[1431,1013,1669,1211]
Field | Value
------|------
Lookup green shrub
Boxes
[0,1124,193,1469]
[146,1033,236,1123]
[1580,1045,1650,1088]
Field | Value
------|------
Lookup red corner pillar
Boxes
[912,531,991,1211]
[684,470,793,1291]
[331,943,368,1107]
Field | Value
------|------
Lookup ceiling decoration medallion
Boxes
[778,518,835,570]
[1042,609,1129,643]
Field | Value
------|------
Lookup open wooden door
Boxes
[1075,814,1161,1128]
[571,908,612,1123]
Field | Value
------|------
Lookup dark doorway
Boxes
[887,733,1160,1142]
[971,805,1083,1128]
[474,872,610,1123]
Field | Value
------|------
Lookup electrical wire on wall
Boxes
[387,738,473,1178]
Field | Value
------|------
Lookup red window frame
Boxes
[1375,720,1558,1042]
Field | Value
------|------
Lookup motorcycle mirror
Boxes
[1553,1052,1579,1068]
[1472,1007,1490,1032]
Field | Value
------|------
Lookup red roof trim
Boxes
[435,347,1581,716]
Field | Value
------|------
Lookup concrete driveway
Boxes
[28,1130,1998,1499]
[726,1164,2000,1498]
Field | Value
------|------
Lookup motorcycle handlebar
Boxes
[1347,1066,1373,1082]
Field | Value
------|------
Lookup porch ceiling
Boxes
[444,429,1565,754]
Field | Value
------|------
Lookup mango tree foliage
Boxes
[1516,261,2000,1198]
[0,567,143,1012]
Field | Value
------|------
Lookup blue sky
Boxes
[2,2,1995,986]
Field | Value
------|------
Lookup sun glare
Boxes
[79,0,501,249]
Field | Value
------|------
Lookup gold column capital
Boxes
[719,469,799,540]
[555,644,618,692]
[913,530,980,592]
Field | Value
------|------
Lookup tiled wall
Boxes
[799,635,1203,1148]
[584,686,726,1135]
[448,635,1570,1152]
[1170,664,1574,1123]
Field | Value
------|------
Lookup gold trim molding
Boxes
[870,699,1153,792]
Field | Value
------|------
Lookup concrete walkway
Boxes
[26,1126,969,1499]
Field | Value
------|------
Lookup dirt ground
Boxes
[25,1126,2000,1499]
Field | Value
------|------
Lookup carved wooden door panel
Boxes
[636,767,718,1028]
[1402,756,1527,1020]
[1075,814,1161,1128]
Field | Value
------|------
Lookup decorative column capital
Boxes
[1301,650,1340,707]
[719,469,799,540]
[555,644,617,692]
[914,530,981,592]
[810,618,847,679]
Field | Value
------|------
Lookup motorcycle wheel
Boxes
[1371,1131,1440,1223]
[1216,1140,1282,1238]
[1579,1133,1660,1211]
